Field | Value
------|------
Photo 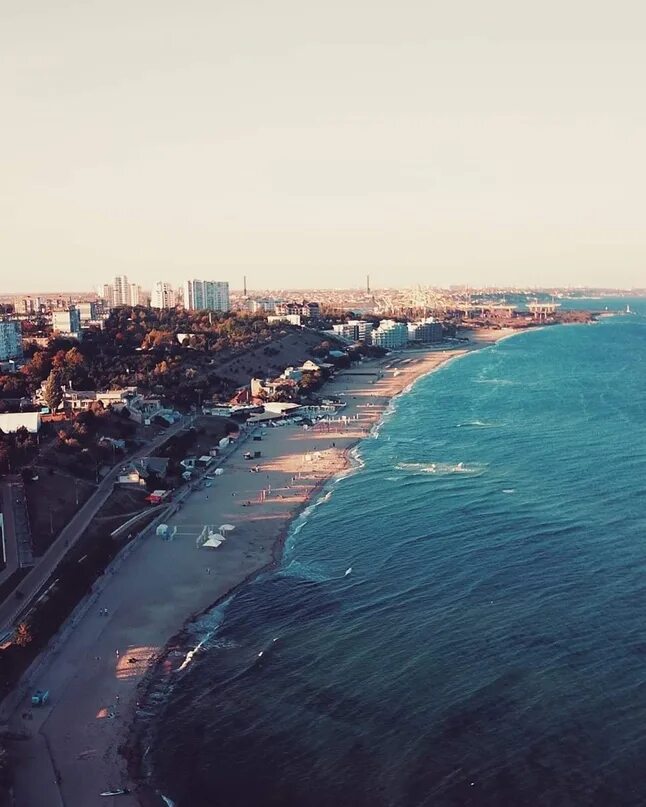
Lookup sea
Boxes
[142,298,646,807]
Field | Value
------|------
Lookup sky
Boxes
[2,0,646,292]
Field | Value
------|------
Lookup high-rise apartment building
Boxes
[128,283,141,306]
[332,320,374,342]
[52,307,82,338]
[151,281,175,309]
[0,320,23,362]
[183,279,229,312]
[370,319,408,349]
[112,275,129,307]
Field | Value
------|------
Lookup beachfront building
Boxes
[52,307,82,339]
[151,281,175,309]
[183,279,230,312]
[0,320,23,362]
[332,320,374,343]
[370,319,408,349]
[407,318,444,343]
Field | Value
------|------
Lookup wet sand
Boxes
[4,329,509,807]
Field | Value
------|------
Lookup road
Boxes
[0,482,19,585]
[0,416,193,638]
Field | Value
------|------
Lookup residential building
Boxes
[128,282,142,306]
[112,275,129,307]
[183,279,230,312]
[35,384,136,412]
[76,302,97,324]
[274,300,320,319]
[118,456,169,486]
[98,283,112,301]
[52,307,82,339]
[248,298,276,313]
[332,320,374,342]
[268,314,301,326]
[151,281,175,309]
[0,320,23,362]
[407,318,443,343]
[370,319,408,349]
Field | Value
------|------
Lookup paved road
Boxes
[0,482,19,585]
[0,416,193,638]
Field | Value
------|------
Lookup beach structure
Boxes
[203,534,226,549]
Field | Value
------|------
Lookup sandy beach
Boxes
[3,328,509,807]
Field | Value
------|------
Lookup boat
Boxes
[100,789,130,797]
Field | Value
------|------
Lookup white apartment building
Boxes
[370,319,408,349]
[248,298,276,313]
[127,283,142,306]
[112,275,129,307]
[332,320,374,342]
[151,281,175,309]
[52,307,82,338]
[76,302,97,324]
[183,279,230,312]
[0,320,23,361]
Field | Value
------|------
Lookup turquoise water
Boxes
[146,300,646,806]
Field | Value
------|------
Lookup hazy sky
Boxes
[3,0,645,291]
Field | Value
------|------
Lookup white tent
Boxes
[214,468,224,476]
[219,524,235,532]
[202,533,226,549]
[156,524,169,537]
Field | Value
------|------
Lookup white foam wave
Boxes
[456,420,499,428]
[395,461,482,475]
[280,559,334,582]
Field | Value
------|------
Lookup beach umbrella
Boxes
[219,524,235,532]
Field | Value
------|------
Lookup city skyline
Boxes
[3,1,646,292]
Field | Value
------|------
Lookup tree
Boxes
[42,369,64,411]
[15,622,32,647]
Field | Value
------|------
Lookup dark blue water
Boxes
[146,299,646,807]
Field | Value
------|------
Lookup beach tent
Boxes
[202,533,226,549]
[219,524,235,532]
[214,468,224,476]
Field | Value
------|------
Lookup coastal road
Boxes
[0,416,194,639]
[0,482,19,585]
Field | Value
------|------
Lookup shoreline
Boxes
[5,327,517,807]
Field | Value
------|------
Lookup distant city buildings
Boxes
[52,307,82,339]
[151,281,176,310]
[0,320,23,362]
[99,276,143,308]
[183,279,230,312]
